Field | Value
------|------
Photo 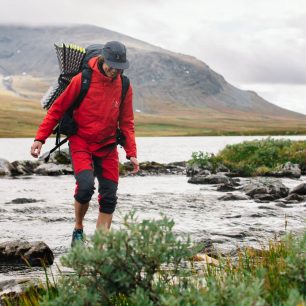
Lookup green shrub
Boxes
[4,214,305,306]
[190,138,306,176]
[42,213,194,306]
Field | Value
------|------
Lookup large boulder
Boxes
[0,240,54,266]
[243,178,289,201]
[0,158,13,176]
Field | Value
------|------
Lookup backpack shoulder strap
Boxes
[121,75,130,104]
[72,67,93,110]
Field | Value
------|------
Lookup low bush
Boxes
[3,213,305,305]
[189,138,306,176]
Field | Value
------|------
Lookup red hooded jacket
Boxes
[35,57,137,158]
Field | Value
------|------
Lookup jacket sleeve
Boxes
[35,74,82,143]
[119,84,137,159]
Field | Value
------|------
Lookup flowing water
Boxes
[0,136,305,282]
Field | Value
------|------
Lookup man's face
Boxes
[103,63,122,79]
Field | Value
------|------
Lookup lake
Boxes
[0,135,306,163]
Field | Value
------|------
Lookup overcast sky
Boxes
[1,0,306,114]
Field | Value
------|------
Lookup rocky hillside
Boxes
[0,24,304,120]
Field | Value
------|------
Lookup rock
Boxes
[300,164,306,175]
[244,178,289,201]
[167,161,186,168]
[186,163,201,177]
[0,278,39,301]
[253,194,277,202]
[122,161,186,176]
[268,162,301,179]
[188,174,232,185]
[0,240,54,267]
[10,160,40,176]
[39,148,71,164]
[6,198,40,204]
[0,158,13,176]
[35,163,73,176]
[192,238,219,259]
[225,214,242,219]
[198,169,211,176]
[215,164,230,173]
[290,183,306,195]
[186,161,212,177]
[216,182,237,192]
[279,193,305,204]
[218,193,249,201]
[140,161,164,171]
[211,231,247,239]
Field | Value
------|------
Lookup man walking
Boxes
[30,41,139,246]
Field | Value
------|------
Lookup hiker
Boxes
[30,41,139,246]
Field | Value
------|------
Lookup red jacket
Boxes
[35,57,137,158]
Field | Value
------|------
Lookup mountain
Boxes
[0,24,305,137]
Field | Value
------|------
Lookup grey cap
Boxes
[101,41,129,70]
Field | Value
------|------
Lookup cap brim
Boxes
[104,59,130,70]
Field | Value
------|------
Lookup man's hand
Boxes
[130,157,139,174]
[31,141,43,158]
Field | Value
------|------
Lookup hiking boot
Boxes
[71,228,84,247]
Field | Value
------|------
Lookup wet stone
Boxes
[211,231,248,239]
[275,203,289,208]
[188,174,232,185]
[279,193,305,204]
[39,148,71,165]
[225,214,242,219]
[244,178,289,201]
[218,193,249,201]
[216,183,238,192]
[290,183,306,195]
[0,240,54,267]
[10,160,40,176]
[5,198,41,204]
[35,163,73,176]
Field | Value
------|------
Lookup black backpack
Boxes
[42,44,130,162]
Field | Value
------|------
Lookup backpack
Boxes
[41,43,130,162]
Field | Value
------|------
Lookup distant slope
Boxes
[0,24,305,137]
[0,25,305,118]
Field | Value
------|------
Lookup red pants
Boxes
[69,135,119,214]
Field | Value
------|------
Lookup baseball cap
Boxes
[101,41,129,70]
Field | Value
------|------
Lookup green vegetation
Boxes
[2,213,305,306]
[189,138,306,176]
[1,83,306,137]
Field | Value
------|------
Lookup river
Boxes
[0,136,305,282]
